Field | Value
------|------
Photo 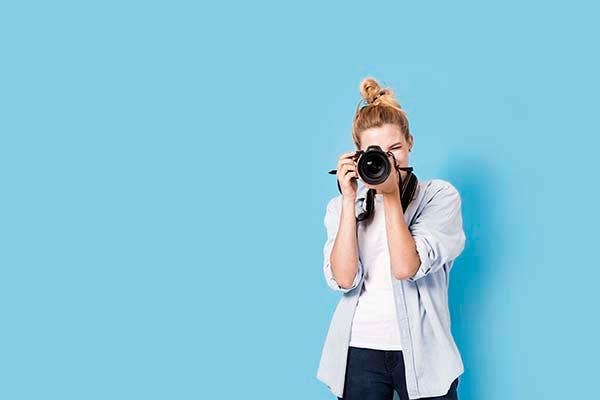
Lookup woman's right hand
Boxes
[336,151,359,199]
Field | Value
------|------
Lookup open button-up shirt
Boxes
[316,179,466,399]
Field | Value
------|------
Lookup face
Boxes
[358,123,414,182]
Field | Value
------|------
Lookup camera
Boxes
[327,146,417,216]
[327,145,414,196]
[353,145,392,185]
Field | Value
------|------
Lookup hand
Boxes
[363,156,401,196]
[336,151,359,199]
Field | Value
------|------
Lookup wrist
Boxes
[342,195,356,207]
[382,190,400,201]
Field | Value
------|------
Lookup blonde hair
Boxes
[352,77,410,149]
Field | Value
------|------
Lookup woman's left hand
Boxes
[363,161,401,196]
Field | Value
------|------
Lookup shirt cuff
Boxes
[408,236,432,282]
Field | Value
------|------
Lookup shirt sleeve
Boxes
[407,182,466,282]
[322,196,364,293]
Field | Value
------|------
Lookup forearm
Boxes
[383,192,420,280]
[329,196,361,289]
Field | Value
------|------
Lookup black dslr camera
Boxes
[327,145,418,218]
[354,145,395,185]
[328,145,413,186]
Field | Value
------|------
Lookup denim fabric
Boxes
[338,346,459,400]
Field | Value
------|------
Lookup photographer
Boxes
[316,77,466,400]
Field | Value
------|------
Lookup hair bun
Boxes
[360,77,393,104]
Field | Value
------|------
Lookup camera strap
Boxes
[354,168,418,222]
[398,167,418,212]
[328,157,418,221]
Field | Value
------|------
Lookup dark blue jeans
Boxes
[338,346,459,400]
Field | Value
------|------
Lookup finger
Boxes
[338,163,352,173]
[338,160,357,172]
[343,169,357,179]
[337,152,357,168]
[342,167,353,178]
[338,167,357,186]
[343,167,358,179]
[341,161,356,171]
[338,151,356,161]
[336,165,345,181]
[342,170,358,185]
[337,159,352,171]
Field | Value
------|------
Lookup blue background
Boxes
[1,1,599,399]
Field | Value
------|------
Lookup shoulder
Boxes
[326,194,343,213]
[420,178,462,206]
[423,178,460,194]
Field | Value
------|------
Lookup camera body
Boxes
[327,145,414,197]
[327,148,417,217]
[352,145,392,185]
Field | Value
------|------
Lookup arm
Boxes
[407,183,466,281]
[322,196,363,293]
[383,182,466,281]
[382,192,421,280]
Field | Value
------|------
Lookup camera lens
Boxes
[357,145,391,185]
[365,157,385,175]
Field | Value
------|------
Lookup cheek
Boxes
[391,151,408,163]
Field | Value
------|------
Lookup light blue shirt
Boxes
[316,179,466,399]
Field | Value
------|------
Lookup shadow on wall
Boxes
[392,155,507,400]
[446,155,508,400]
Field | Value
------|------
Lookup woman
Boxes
[316,77,466,400]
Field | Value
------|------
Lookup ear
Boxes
[408,134,414,150]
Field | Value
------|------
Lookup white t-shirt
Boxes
[349,193,403,350]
